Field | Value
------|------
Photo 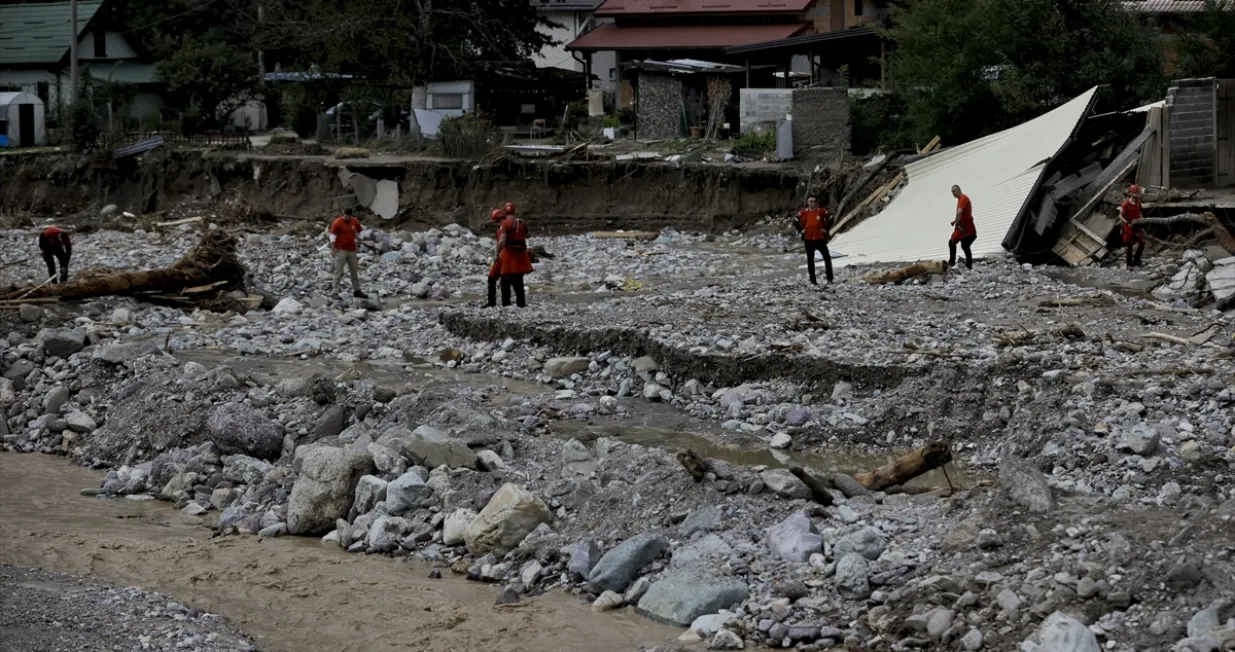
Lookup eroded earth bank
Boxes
[1,214,1234,652]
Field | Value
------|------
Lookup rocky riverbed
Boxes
[2,221,1234,652]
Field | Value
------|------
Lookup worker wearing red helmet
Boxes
[495,202,533,307]
[1120,184,1145,269]
[37,225,72,284]
[485,209,506,308]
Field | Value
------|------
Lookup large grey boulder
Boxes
[312,405,348,442]
[636,567,749,626]
[1020,612,1100,652]
[396,425,478,470]
[463,483,552,556]
[588,532,669,593]
[766,511,822,563]
[759,468,811,499]
[385,469,433,515]
[350,475,388,519]
[222,455,273,486]
[835,553,871,600]
[40,328,86,358]
[286,445,374,535]
[834,526,887,561]
[544,357,590,377]
[206,403,284,461]
[569,540,603,579]
[999,454,1056,513]
[671,534,733,569]
[42,386,71,415]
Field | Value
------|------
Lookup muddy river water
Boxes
[0,453,680,652]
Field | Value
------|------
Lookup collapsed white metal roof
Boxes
[834,87,1099,268]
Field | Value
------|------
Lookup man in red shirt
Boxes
[794,196,833,284]
[948,185,977,270]
[485,209,505,308]
[38,225,72,283]
[1120,184,1145,269]
[328,207,368,298]
[496,202,533,307]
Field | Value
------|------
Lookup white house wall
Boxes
[536,11,588,71]
[75,30,138,61]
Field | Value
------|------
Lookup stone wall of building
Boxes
[637,73,684,140]
[790,88,850,159]
[1167,78,1216,188]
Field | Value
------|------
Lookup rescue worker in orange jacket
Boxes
[1120,184,1145,269]
[38,225,72,284]
[496,202,533,307]
[485,209,506,308]
[794,196,833,284]
[948,185,977,270]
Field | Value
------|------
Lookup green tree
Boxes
[1173,0,1235,79]
[882,0,1165,144]
[156,40,260,127]
[263,0,554,133]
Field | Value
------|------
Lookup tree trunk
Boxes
[1138,212,1235,254]
[854,441,952,491]
[862,260,948,285]
[1,231,245,302]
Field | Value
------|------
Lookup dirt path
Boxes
[0,453,679,652]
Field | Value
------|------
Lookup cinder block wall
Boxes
[636,74,683,140]
[739,89,793,134]
[791,87,851,157]
[1167,78,1216,188]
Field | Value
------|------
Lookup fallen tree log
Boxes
[1137,212,1235,254]
[854,441,952,491]
[0,231,246,303]
[863,260,948,285]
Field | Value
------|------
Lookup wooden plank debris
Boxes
[854,441,952,492]
[156,216,205,227]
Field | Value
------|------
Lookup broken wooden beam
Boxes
[854,441,952,491]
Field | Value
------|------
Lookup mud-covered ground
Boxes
[2,220,1234,652]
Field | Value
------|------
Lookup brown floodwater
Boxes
[0,453,680,652]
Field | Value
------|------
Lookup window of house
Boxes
[608,68,616,81]
[36,82,49,104]
[854,0,863,15]
[431,93,464,110]
[93,31,107,57]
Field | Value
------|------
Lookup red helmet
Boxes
[504,202,515,214]
[490,209,504,222]
[1127,184,1140,195]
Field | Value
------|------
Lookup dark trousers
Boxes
[500,274,526,307]
[487,276,499,307]
[1125,240,1144,269]
[41,246,70,283]
[804,240,833,284]
[948,235,976,270]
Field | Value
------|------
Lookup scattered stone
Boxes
[636,567,749,626]
[765,511,822,563]
[999,454,1056,513]
[589,532,669,593]
[206,403,284,461]
[463,483,552,556]
[834,527,887,561]
[544,357,590,377]
[592,591,624,612]
[399,425,478,470]
[385,469,433,515]
[41,328,86,358]
[1020,612,1100,652]
[759,468,811,500]
[286,445,374,535]
[835,553,871,600]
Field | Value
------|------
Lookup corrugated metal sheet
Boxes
[567,23,806,50]
[1124,0,1212,13]
[0,1,103,64]
[596,0,812,15]
[833,87,1099,268]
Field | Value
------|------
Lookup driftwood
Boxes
[788,467,835,506]
[1138,212,1235,254]
[676,449,713,482]
[863,260,948,285]
[854,441,952,492]
[1038,295,1115,308]
[0,231,246,303]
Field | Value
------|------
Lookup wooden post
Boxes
[70,0,79,105]
[880,38,886,88]
[854,441,952,491]
[745,60,751,88]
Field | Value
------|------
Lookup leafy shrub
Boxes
[433,113,500,159]
[732,129,775,153]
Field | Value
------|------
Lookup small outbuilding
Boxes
[0,92,47,147]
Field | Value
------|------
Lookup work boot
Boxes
[353,290,368,299]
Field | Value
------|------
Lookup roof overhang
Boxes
[628,58,746,74]
[724,26,878,56]
[594,0,813,17]
[566,23,808,51]
[832,87,1100,268]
